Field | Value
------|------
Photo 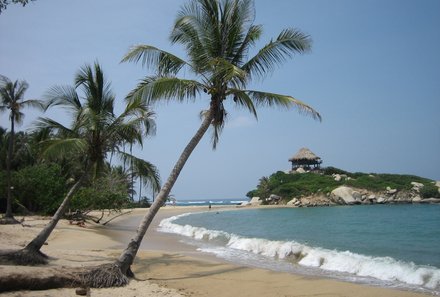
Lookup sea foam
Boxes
[158,213,440,292]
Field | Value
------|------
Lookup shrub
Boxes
[70,175,131,212]
[12,164,67,214]
[420,184,440,198]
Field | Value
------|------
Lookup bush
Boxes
[420,184,440,198]
[12,164,67,214]
[346,173,433,192]
[70,176,131,212]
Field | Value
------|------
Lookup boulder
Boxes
[333,174,342,182]
[377,197,386,204]
[436,181,440,193]
[411,182,424,192]
[287,198,298,205]
[249,197,262,206]
[412,196,422,203]
[352,191,362,202]
[269,194,281,201]
[386,187,397,195]
[330,186,358,205]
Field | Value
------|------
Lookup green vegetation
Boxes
[346,173,432,192]
[247,168,438,202]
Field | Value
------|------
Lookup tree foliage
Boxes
[0,0,35,13]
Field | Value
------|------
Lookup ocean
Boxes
[158,204,440,294]
[165,198,248,207]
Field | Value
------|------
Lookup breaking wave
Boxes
[159,213,440,292]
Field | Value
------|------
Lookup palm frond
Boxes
[39,138,87,160]
[122,45,188,76]
[231,24,262,65]
[246,90,321,121]
[117,151,161,194]
[171,2,211,71]
[21,99,45,111]
[127,76,204,104]
[75,62,115,116]
[44,85,81,111]
[226,89,258,119]
[242,28,311,80]
[209,57,247,87]
[14,80,29,100]
[35,117,76,137]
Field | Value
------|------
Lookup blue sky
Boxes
[1,0,439,200]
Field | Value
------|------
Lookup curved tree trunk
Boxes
[0,173,87,265]
[116,108,214,275]
[24,175,86,253]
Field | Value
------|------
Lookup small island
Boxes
[247,148,440,207]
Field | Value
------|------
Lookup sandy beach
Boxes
[0,206,434,297]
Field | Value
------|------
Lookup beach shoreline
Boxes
[0,205,434,296]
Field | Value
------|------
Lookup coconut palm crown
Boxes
[122,0,320,148]
[38,62,160,187]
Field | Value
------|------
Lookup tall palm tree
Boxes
[0,62,161,264]
[82,0,321,287]
[0,75,43,223]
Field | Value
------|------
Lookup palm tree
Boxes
[82,0,321,287]
[0,75,43,224]
[0,62,160,264]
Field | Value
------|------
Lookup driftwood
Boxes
[102,210,132,226]
[65,209,133,225]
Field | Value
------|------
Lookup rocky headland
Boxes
[246,168,440,208]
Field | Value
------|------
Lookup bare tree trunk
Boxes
[116,109,214,275]
[5,115,15,220]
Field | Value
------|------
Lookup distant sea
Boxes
[165,198,248,207]
[159,204,440,294]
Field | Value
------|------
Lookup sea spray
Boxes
[158,212,440,292]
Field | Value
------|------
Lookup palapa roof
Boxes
[289,148,321,162]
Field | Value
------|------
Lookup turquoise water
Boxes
[159,204,440,293]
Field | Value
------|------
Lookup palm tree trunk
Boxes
[5,115,15,220]
[24,174,87,253]
[116,108,214,275]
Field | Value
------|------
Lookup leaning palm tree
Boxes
[0,62,160,265]
[0,75,43,224]
[81,0,321,287]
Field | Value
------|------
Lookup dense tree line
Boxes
[0,128,153,216]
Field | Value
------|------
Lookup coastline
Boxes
[0,205,434,296]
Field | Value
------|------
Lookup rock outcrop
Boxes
[252,176,440,208]
[330,186,360,205]
[249,197,262,206]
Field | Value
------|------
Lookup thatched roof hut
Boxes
[289,148,322,171]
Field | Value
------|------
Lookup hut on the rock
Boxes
[289,148,322,171]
